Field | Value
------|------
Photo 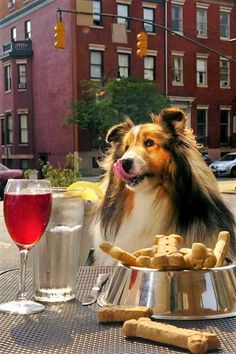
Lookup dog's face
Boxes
[112,124,172,190]
[106,108,189,191]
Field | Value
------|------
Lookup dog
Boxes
[92,107,236,265]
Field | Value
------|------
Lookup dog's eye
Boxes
[144,139,154,147]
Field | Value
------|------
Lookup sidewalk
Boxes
[217,179,236,194]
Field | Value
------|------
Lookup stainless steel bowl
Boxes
[98,259,236,320]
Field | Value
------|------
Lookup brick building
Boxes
[0,0,236,175]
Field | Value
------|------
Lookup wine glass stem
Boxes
[18,249,29,300]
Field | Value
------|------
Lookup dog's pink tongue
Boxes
[113,159,136,181]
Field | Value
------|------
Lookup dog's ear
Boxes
[152,108,187,135]
[106,118,134,143]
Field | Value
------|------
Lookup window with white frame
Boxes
[220,110,230,145]
[90,51,103,80]
[220,11,230,39]
[24,20,31,39]
[19,114,28,144]
[11,27,16,41]
[172,55,183,84]
[144,56,155,80]
[196,58,207,85]
[18,64,27,89]
[171,4,183,33]
[93,1,102,26]
[143,7,155,33]
[220,58,230,88]
[4,65,11,92]
[118,53,130,78]
[196,8,207,37]
[197,109,208,145]
[117,3,130,29]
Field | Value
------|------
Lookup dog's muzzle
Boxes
[113,159,153,187]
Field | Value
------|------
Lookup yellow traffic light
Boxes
[136,31,148,57]
[54,21,65,49]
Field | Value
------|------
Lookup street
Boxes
[0,178,236,271]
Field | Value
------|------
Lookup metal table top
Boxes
[0,266,235,354]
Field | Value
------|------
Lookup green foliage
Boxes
[24,153,80,187]
[68,77,170,147]
[41,153,80,187]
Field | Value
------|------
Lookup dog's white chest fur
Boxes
[93,191,172,265]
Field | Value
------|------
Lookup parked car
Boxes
[201,153,214,166]
[0,163,24,199]
[209,153,236,177]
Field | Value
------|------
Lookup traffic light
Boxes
[54,20,65,49]
[136,31,148,57]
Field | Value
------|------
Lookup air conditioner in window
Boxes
[197,29,206,36]
[7,0,15,9]
[18,83,26,89]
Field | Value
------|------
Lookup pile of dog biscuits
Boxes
[99,231,230,270]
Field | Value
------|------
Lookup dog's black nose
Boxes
[122,158,133,173]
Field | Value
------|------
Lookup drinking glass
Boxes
[0,179,52,315]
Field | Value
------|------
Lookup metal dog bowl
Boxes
[98,259,236,320]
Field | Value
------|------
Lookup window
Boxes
[20,159,29,170]
[4,65,11,92]
[197,109,208,145]
[11,27,16,41]
[6,113,13,145]
[24,20,31,39]
[90,51,103,80]
[172,55,183,84]
[144,56,155,80]
[220,110,230,145]
[143,8,155,33]
[18,64,27,89]
[196,58,207,85]
[196,8,207,37]
[1,119,5,146]
[118,53,130,78]
[220,58,230,88]
[93,1,102,26]
[117,4,129,29]
[220,11,230,39]
[19,114,28,144]
[171,4,183,33]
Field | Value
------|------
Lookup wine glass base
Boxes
[0,300,45,315]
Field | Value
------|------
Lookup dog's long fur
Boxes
[92,108,236,265]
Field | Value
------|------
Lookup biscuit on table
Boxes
[98,305,153,323]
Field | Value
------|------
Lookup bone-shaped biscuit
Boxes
[99,242,138,266]
[123,317,220,354]
[98,305,153,323]
[214,231,230,267]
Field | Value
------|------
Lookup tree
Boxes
[68,77,170,147]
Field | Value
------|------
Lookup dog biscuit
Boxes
[98,306,153,323]
[154,234,183,254]
[123,318,220,354]
[184,243,208,270]
[214,231,230,267]
[203,249,217,268]
[136,253,169,269]
[99,242,138,266]
[133,245,158,258]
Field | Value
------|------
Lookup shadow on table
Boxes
[10,299,110,351]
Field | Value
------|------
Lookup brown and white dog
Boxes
[92,108,236,265]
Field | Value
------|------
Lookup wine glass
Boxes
[0,179,52,315]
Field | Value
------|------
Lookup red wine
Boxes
[4,193,52,249]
